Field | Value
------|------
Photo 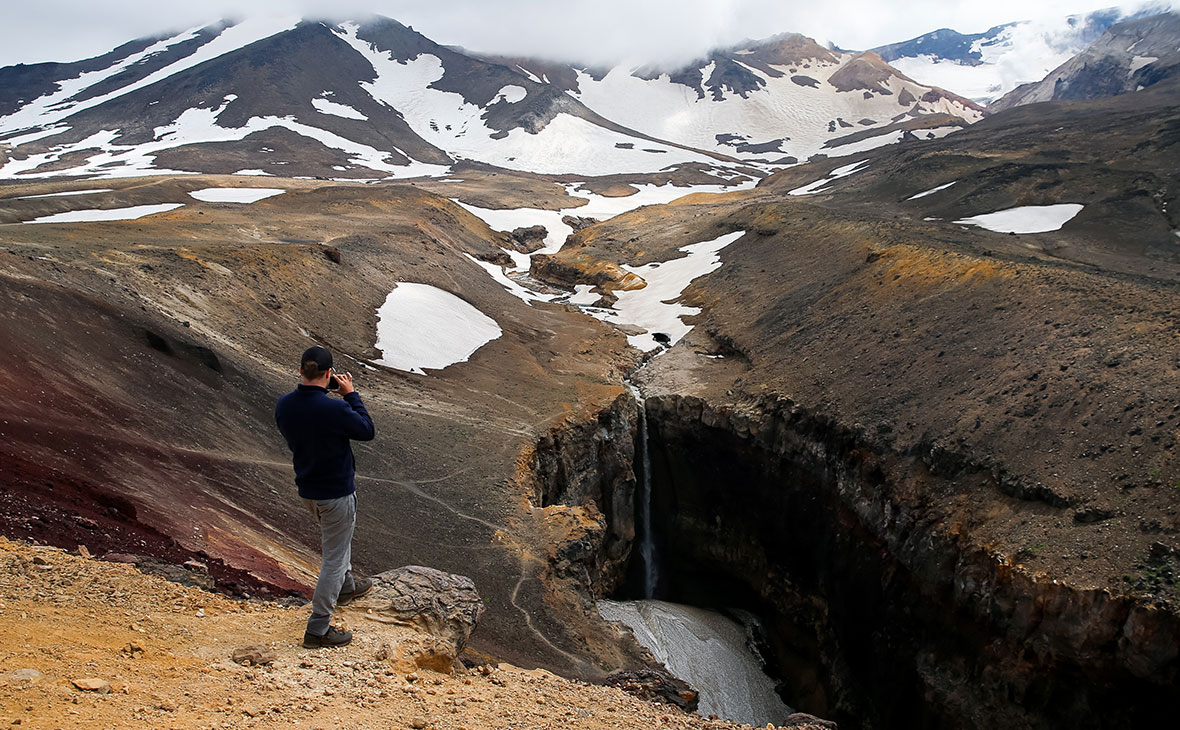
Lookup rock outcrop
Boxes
[348,565,485,674]
[603,668,699,712]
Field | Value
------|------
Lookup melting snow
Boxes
[24,203,183,224]
[907,181,957,200]
[374,283,502,375]
[311,96,369,120]
[188,187,286,203]
[954,204,1084,234]
[588,231,745,351]
[567,285,601,306]
[463,254,556,305]
[460,181,753,261]
[456,181,754,304]
[598,599,792,726]
[789,159,869,196]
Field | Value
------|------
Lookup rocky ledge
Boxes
[0,536,778,730]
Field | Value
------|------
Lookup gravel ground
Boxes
[0,537,765,730]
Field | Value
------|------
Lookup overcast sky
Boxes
[0,0,1170,69]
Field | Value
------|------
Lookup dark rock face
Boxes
[993,12,1180,111]
[510,224,548,252]
[603,668,699,711]
[641,394,1179,730]
[528,391,639,595]
[872,27,997,66]
[561,215,598,232]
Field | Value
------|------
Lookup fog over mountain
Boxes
[0,0,1172,69]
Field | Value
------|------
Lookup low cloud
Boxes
[0,0,1173,69]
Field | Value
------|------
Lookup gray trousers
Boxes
[302,493,358,636]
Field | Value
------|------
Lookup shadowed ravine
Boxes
[531,387,1180,730]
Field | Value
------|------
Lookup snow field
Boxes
[333,26,714,175]
[0,94,450,180]
[188,187,287,203]
[570,52,980,165]
[374,283,502,375]
[953,204,1084,234]
[24,203,184,224]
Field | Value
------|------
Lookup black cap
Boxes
[301,345,333,372]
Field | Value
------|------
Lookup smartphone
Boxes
[328,375,340,390]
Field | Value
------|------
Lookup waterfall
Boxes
[633,389,658,598]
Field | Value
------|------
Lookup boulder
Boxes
[782,712,839,729]
[349,565,484,673]
[231,645,276,666]
[561,215,598,232]
[602,669,698,712]
[72,677,111,693]
[510,225,548,252]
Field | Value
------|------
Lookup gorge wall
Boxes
[638,392,1178,730]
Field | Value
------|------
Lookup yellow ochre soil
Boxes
[0,538,757,730]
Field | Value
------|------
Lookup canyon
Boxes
[1,10,1179,730]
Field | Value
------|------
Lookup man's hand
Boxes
[335,371,355,395]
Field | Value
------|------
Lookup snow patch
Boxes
[1130,56,1159,75]
[10,188,112,200]
[789,159,869,196]
[953,204,1084,234]
[374,283,502,375]
[567,285,601,306]
[495,85,528,104]
[907,181,957,200]
[188,187,286,203]
[25,203,183,224]
[311,96,369,120]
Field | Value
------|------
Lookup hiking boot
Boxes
[302,626,352,649]
[337,575,373,606]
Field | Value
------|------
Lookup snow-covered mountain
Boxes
[991,11,1180,110]
[0,17,984,182]
[873,2,1171,104]
[486,34,985,166]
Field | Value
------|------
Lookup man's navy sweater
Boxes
[275,385,375,500]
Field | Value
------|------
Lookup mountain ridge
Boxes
[0,15,984,182]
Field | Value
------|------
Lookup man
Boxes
[275,345,375,648]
